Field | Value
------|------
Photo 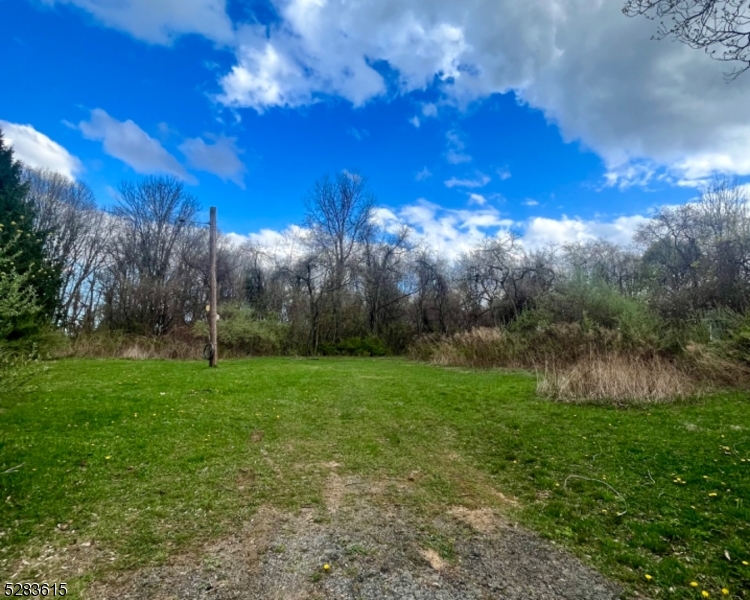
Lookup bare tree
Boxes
[561,240,643,296]
[23,168,112,332]
[304,171,375,342]
[623,0,750,79]
[410,250,454,335]
[361,225,412,338]
[636,178,750,316]
[102,176,200,334]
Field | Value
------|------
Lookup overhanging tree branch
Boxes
[623,0,750,79]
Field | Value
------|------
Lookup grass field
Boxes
[1,358,749,598]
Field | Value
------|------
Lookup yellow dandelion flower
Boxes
[691,582,699,587]
[323,563,330,571]
[709,492,718,497]
[644,574,652,581]
[105,456,111,460]
[722,589,729,596]
[702,591,710,598]
[743,560,749,566]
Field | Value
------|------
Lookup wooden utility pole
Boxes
[209,206,218,367]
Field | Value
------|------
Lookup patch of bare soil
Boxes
[85,473,622,600]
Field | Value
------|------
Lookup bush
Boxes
[0,329,65,394]
[193,304,290,357]
[0,232,42,342]
[319,335,390,357]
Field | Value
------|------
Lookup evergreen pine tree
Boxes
[0,128,60,336]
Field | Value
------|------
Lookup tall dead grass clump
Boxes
[536,353,700,405]
[409,325,629,369]
[120,345,152,360]
[64,328,201,360]
[683,342,750,389]
[428,328,523,367]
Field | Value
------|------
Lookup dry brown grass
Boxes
[410,325,626,369]
[120,345,151,360]
[684,342,750,389]
[62,328,202,360]
[536,353,700,404]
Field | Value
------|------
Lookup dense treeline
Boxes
[2,125,750,398]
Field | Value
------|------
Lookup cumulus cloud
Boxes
[468,193,487,205]
[236,198,650,261]
[393,199,513,259]
[179,135,246,188]
[79,109,192,181]
[51,0,750,183]
[40,0,233,45]
[409,116,421,128]
[386,202,648,256]
[218,4,467,110]
[211,0,750,183]
[521,215,649,250]
[522,198,540,207]
[415,166,432,181]
[0,120,82,179]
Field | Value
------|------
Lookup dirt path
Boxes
[87,473,622,600]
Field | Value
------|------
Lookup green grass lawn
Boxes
[1,358,749,598]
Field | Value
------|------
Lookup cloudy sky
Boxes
[3,0,750,257]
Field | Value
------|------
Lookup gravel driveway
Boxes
[87,473,623,600]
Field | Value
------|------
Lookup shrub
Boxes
[319,335,390,357]
[193,304,290,357]
[0,232,41,342]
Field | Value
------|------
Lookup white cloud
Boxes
[224,232,250,247]
[252,225,311,264]
[212,0,750,183]
[395,199,512,259]
[392,201,647,256]
[347,126,369,140]
[421,103,438,117]
[179,135,246,188]
[522,198,539,207]
[224,225,312,267]
[521,215,649,250]
[409,116,421,128]
[415,166,432,181]
[218,6,467,110]
[0,120,82,179]
[79,109,192,181]
[240,198,651,261]
[445,129,471,164]
[41,0,233,45]
[444,172,490,188]
[496,166,511,180]
[468,193,486,205]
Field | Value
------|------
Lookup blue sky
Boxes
[3,0,750,257]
